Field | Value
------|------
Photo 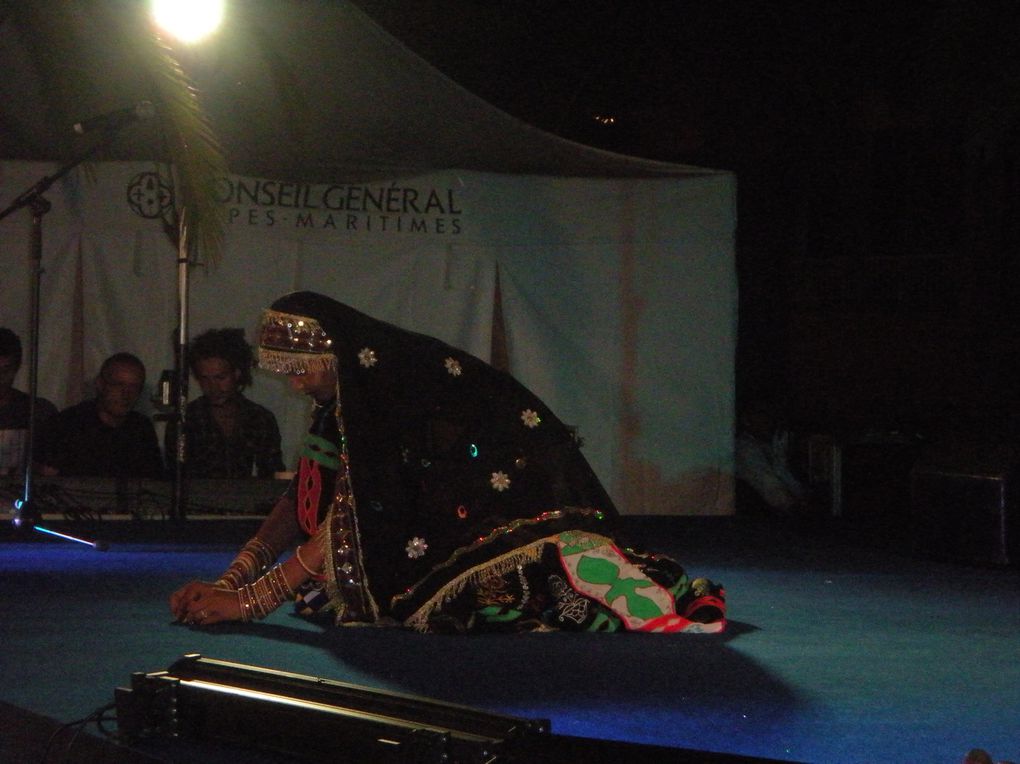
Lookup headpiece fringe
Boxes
[257,348,337,375]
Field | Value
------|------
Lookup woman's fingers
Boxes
[171,581,212,620]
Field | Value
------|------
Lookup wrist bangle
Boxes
[294,546,324,580]
[217,536,280,589]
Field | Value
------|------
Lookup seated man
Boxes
[36,352,164,479]
[0,328,58,477]
[165,328,284,478]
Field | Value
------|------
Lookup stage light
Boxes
[114,656,728,762]
[115,656,742,758]
[151,0,225,44]
[116,654,550,762]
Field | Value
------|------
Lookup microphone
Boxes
[73,101,156,135]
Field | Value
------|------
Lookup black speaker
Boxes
[910,444,1018,566]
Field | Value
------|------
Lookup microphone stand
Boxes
[171,207,190,523]
[0,134,119,549]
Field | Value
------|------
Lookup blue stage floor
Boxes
[1,517,1017,763]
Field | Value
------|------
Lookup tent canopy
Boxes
[0,1,736,515]
[0,0,717,181]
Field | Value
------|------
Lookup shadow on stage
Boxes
[187,614,800,726]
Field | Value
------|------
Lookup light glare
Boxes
[152,0,225,44]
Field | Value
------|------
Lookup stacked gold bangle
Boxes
[216,536,278,590]
[236,563,295,622]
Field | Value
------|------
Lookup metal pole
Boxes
[170,209,190,522]
[15,197,50,526]
[0,139,108,530]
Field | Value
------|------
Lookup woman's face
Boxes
[287,367,337,403]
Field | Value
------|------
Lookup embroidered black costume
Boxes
[258,292,726,634]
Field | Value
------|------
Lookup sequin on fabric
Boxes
[257,309,336,374]
[322,398,380,624]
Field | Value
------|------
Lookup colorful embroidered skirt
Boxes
[414,531,726,634]
[299,531,725,635]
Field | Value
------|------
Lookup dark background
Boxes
[353,0,1020,444]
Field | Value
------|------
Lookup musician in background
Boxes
[0,328,57,477]
[36,352,163,479]
[165,328,284,478]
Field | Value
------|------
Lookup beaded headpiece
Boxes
[257,308,337,374]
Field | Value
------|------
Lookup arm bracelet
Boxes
[236,563,295,622]
[294,545,325,581]
[217,536,278,590]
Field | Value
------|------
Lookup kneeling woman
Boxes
[170,292,725,634]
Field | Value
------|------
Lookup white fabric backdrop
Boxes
[1,160,736,514]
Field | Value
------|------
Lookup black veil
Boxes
[264,291,619,624]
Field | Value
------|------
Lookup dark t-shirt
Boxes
[165,394,285,478]
[0,388,59,429]
[0,388,58,476]
[36,399,164,479]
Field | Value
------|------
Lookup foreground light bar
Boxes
[116,654,548,763]
[115,655,783,763]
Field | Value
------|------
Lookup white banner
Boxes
[1,160,736,514]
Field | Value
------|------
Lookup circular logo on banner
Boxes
[126,171,174,219]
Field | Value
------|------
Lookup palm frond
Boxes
[95,1,227,263]
[4,0,227,262]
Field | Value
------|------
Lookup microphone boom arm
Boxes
[1,121,130,548]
